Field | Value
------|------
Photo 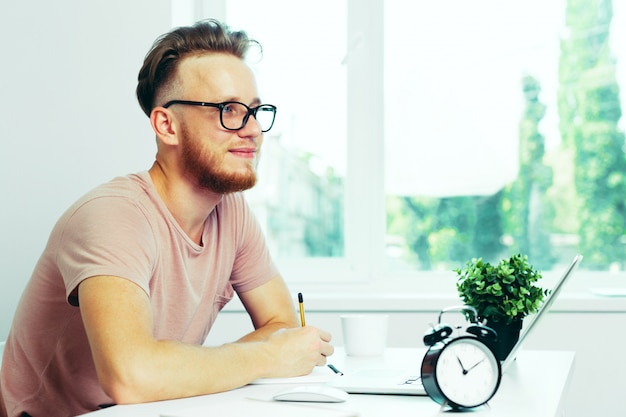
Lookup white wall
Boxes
[0,0,171,339]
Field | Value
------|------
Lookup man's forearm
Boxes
[103,339,275,404]
[236,319,297,343]
[105,326,330,405]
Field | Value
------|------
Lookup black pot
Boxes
[483,319,523,361]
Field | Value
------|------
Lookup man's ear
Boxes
[150,107,179,146]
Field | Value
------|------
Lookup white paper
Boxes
[249,365,340,385]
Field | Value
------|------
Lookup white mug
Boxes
[341,314,389,356]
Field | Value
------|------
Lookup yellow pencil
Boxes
[298,292,306,326]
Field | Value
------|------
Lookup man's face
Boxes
[172,53,265,194]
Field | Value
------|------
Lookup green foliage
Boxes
[455,254,549,325]
[386,195,504,270]
[500,75,555,269]
[386,196,438,269]
[558,0,626,269]
[428,227,470,267]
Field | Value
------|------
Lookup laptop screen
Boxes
[501,254,583,371]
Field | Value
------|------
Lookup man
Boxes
[0,19,333,417]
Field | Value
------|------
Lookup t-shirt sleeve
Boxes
[229,195,280,293]
[57,196,157,306]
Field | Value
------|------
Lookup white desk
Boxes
[77,348,575,417]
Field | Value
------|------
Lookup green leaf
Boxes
[455,253,546,325]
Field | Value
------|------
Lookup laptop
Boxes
[500,253,582,371]
[328,254,583,395]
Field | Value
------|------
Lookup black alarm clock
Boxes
[420,306,502,409]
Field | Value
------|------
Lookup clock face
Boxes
[435,337,501,408]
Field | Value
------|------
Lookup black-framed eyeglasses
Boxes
[162,100,277,133]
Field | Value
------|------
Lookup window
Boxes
[221,0,362,283]
[384,0,626,275]
[184,0,626,286]
[225,0,347,262]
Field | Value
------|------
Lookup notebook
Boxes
[328,254,583,395]
[328,367,426,395]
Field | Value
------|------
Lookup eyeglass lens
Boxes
[221,102,276,132]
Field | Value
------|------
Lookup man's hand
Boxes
[262,326,334,378]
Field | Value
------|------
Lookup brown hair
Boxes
[136,19,258,117]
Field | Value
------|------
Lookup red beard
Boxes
[180,123,258,194]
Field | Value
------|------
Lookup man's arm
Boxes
[236,275,302,342]
[78,275,333,404]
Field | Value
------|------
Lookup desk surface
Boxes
[78,348,575,417]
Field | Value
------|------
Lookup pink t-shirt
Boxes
[1,171,278,417]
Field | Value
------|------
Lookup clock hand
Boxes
[456,356,468,374]
[465,358,486,373]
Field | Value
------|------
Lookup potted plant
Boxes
[455,253,549,360]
